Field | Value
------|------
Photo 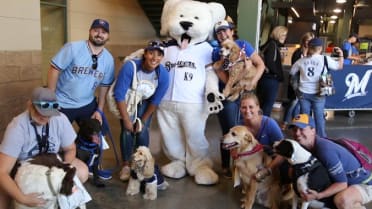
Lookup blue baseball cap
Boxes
[214,20,232,33]
[308,38,323,47]
[289,114,315,129]
[145,40,165,55]
[90,19,109,33]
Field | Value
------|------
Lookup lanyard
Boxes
[30,122,50,154]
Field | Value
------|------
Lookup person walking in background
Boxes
[281,32,315,130]
[0,87,88,209]
[47,18,115,125]
[290,38,343,137]
[256,26,288,116]
[212,19,265,178]
[114,40,169,181]
[342,33,362,65]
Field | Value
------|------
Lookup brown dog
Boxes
[222,125,281,209]
[213,39,258,101]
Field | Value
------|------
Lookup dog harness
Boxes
[76,135,101,167]
[223,44,247,71]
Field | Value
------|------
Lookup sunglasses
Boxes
[148,41,165,52]
[33,101,59,110]
[92,54,98,70]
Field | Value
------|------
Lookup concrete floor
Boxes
[84,110,372,209]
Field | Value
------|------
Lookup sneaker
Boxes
[119,165,131,181]
[222,168,232,179]
[89,167,113,180]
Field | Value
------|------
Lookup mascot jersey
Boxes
[162,41,213,103]
[51,40,115,108]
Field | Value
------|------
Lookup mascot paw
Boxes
[161,161,186,179]
[194,166,219,185]
[206,92,224,114]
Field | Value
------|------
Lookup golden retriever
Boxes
[222,125,281,209]
[213,39,258,101]
[126,146,169,200]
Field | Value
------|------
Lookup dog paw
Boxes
[157,181,169,190]
[206,92,224,114]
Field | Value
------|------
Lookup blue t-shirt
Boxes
[314,137,372,185]
[113,59,169,106]
[51,40,115,108]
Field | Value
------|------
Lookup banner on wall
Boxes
[325,65,372,110]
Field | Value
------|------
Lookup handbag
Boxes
[318,56,336,96]
[107,60,140,118]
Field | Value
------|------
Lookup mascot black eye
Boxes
[180,14,184,18]
[194,16,199,20]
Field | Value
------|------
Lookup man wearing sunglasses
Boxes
[0,87,89,208]
[47,18,115,126]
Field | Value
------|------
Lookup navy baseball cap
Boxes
[90,19,109,33]
[308,38,323,47]
[288,114,315,129]
[145,40,165,55]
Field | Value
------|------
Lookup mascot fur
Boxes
[157,0,225,185]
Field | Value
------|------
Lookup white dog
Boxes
[274,139,332,209]
[14,154,90,209]
[126,146,169,200]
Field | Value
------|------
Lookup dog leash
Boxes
[96,109,121,172]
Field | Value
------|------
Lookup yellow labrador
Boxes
[222,125,281,209]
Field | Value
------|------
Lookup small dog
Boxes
[76,118,105,187]
[126,146,169,200]
[213,39,258,101]
[274,139,333,209]
[13,153,87,209]
[222,125,281,209]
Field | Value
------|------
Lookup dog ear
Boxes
[60,167,76,196]
[274,140,293,158]
[143,156,155,177]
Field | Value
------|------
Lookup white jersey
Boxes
[290,54,341,94]
[161,42,213,103]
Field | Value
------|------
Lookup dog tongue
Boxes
[181,38,189,49]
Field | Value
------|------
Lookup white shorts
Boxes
[353,184,372,204]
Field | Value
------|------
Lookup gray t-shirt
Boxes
[0,110,76,160]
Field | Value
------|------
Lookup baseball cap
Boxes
[145,40,165,55]
[214,20,232,33]
[308,38,323,47]
[31,87,60,117]
[288,114,315,129]
[90,19,110,33]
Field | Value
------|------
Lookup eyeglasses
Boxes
[92,54,98,70]
[33,101,59,110]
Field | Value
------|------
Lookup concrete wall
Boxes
[0,0,157,137]
[0,0,42,137]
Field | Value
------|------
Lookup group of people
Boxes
[0,16,371,209]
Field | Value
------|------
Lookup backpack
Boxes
[332,138,372,171]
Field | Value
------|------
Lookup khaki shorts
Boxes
[353,184,372,204]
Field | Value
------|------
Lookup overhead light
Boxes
[288,16,293,24]
[330,15,338,19]
[329,20,336,24]
[291,7,300,18]
[333,8,342,13]
[336,0,346,3]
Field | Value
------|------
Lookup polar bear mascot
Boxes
[157,0,226,185]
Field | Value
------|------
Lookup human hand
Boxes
[20,192,46,207]
[123,119,134,132]
[92,111,103,124]
[300,188,319,201]
[254,167,271,182]
[133,118,143,133]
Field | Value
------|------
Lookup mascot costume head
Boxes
[157,0,225,185]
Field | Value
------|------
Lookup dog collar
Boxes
[233,144,263,160]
